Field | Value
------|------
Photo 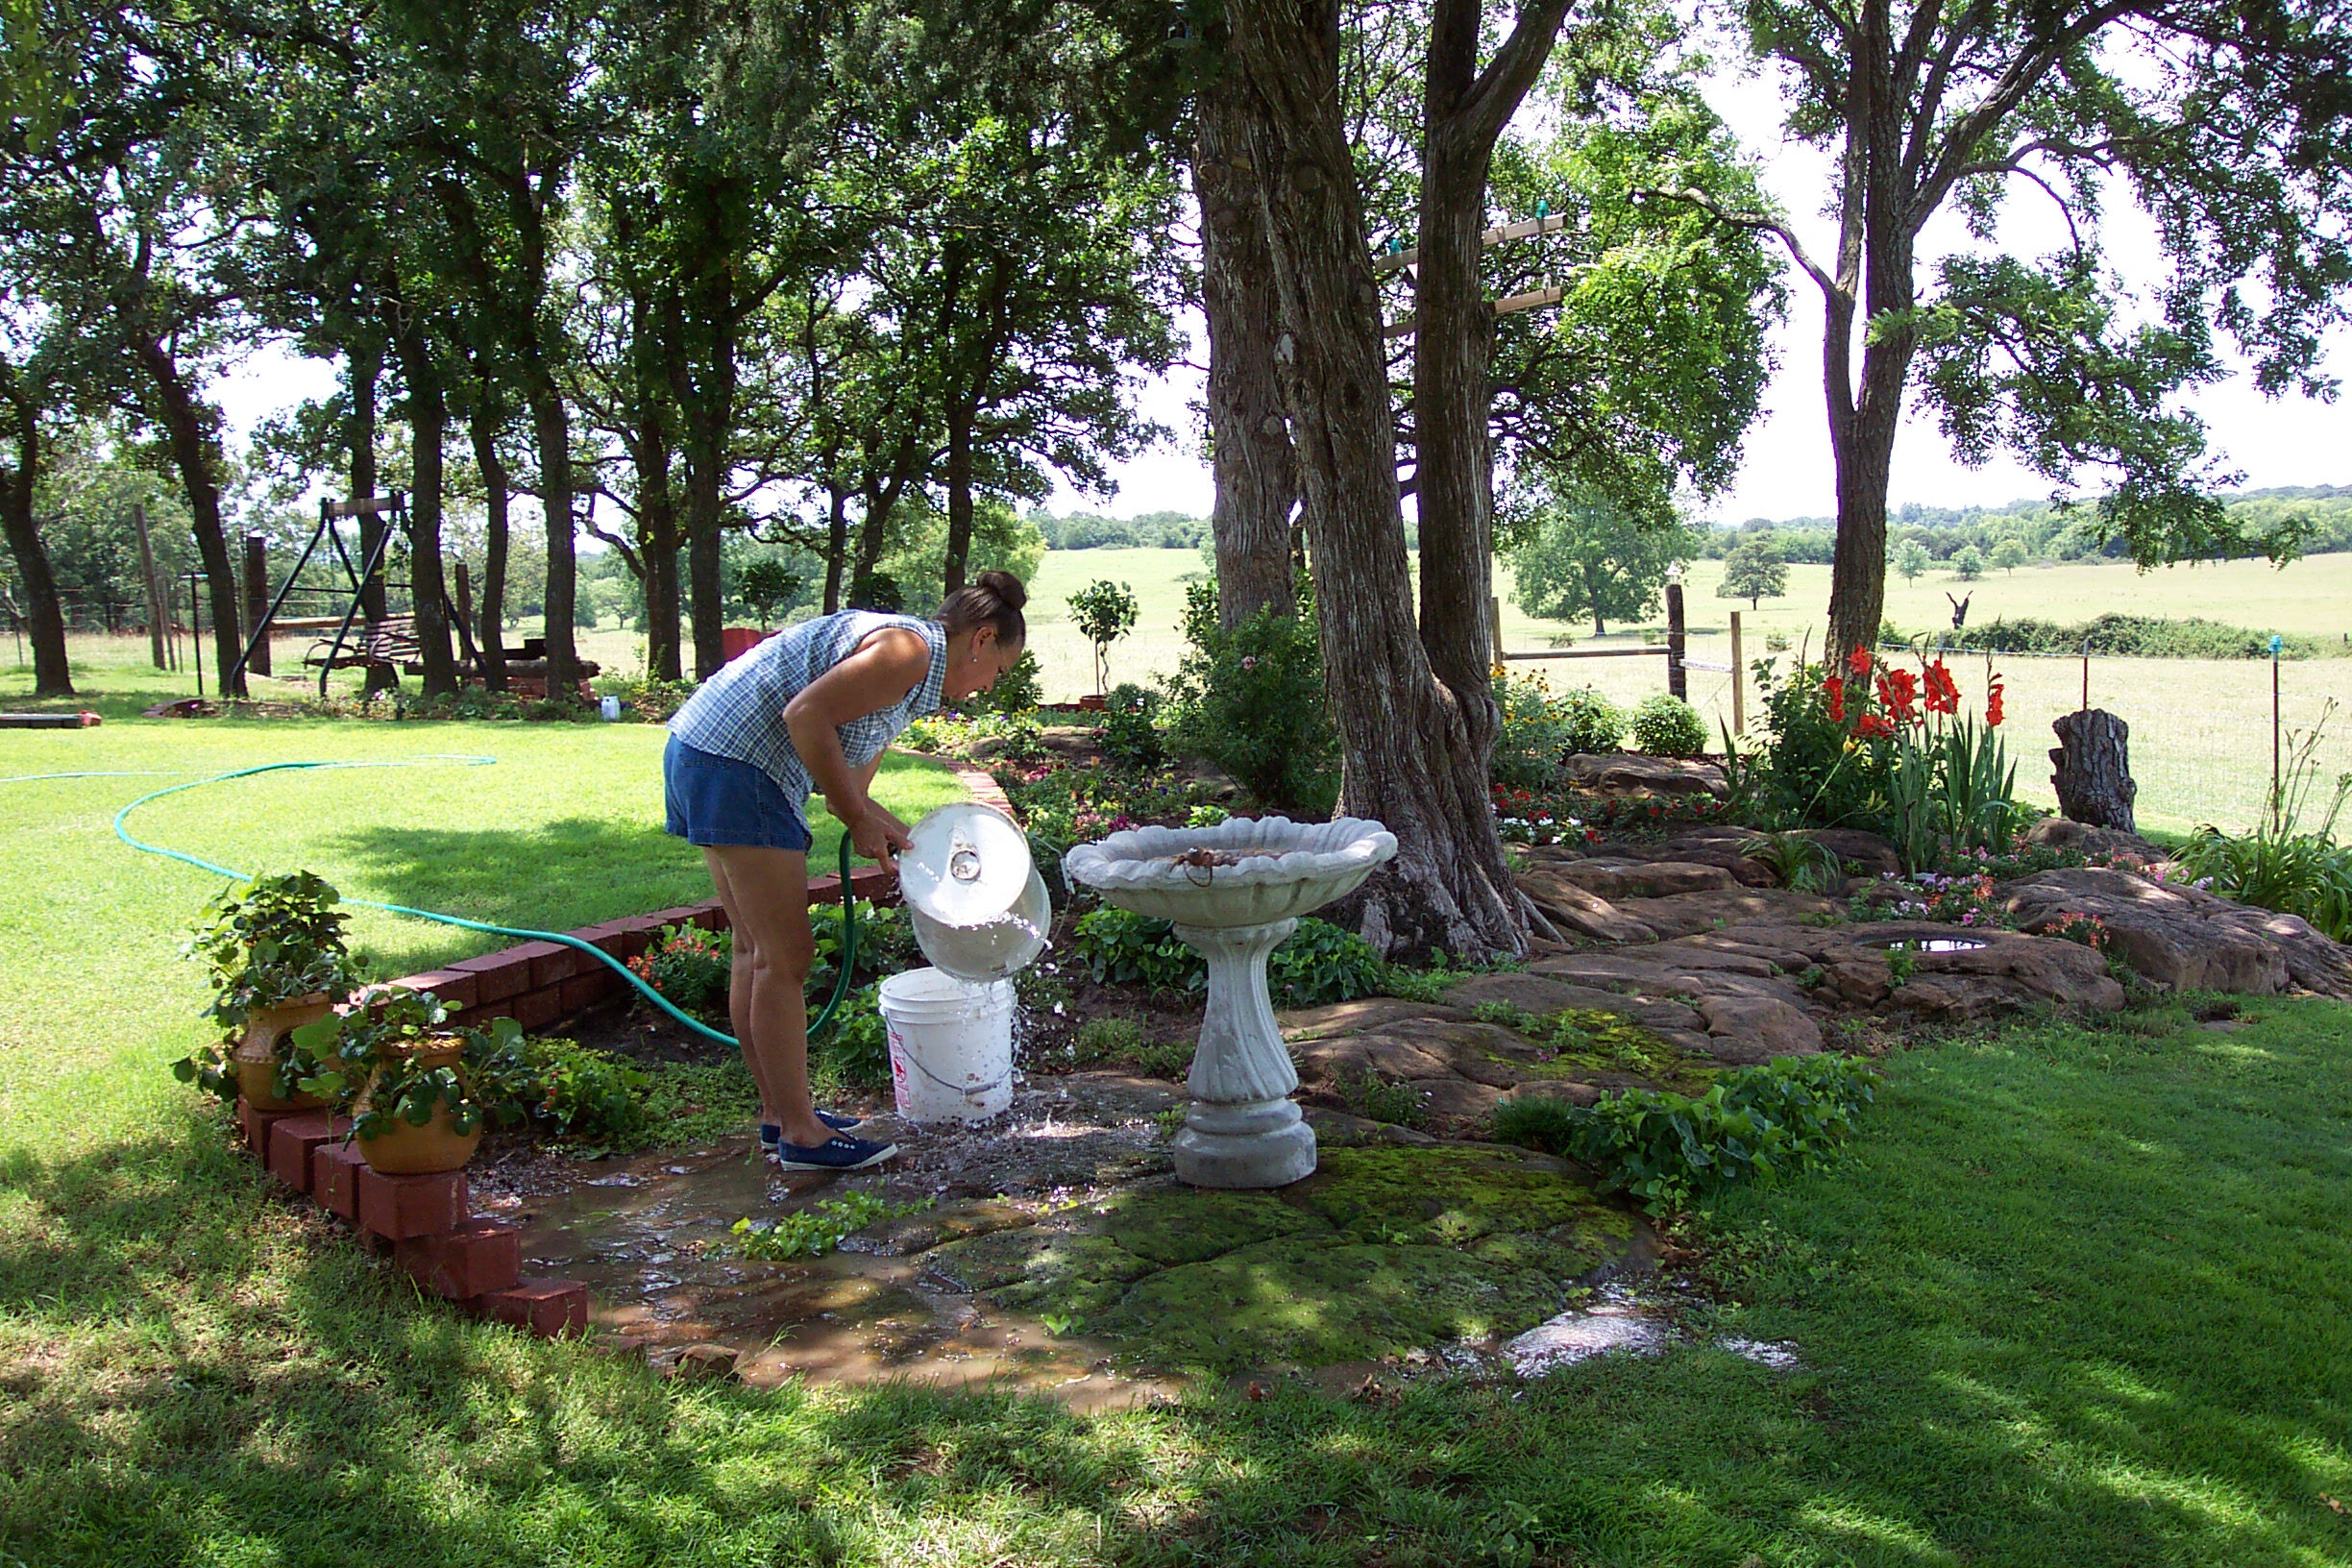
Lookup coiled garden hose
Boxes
[16,756,864,1048]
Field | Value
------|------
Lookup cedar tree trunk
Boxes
[0,390,72,696]
[349,342,398,697]
[1228,0,1527,959]
[135,333,245,698]
[1195,50,1298,627]
[469,392,510,692]
[396,334,459,696]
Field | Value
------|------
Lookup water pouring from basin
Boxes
[882,802,1050,1123]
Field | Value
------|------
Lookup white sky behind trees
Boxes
[213,54,2349,530]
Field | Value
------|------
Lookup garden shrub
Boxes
[1070,907,1384,1006]
[1556,686,1627,754]
[816,986,893,1090]
[615,674,699,724]
[807,898,911,992]
[1073,1016,1145,1063]
[968,648,1042,715]
[2171,708,2352,940]
[626,924,733,1020]
[1490,1054,1879,1213]
[1953,611,2337,662]
[1629,693,1707,757]
[1491,670,1574,789]
[474,1035,653,1149]
[1101,682,1164,769]
[1166,581,1339,814]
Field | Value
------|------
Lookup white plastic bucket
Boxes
[877,967,1016,1123]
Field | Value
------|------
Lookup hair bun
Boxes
[976,569,1027,611]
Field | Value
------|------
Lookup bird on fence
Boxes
[1947,593,1972,632]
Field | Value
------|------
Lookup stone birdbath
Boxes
[1064,816,1398,1188]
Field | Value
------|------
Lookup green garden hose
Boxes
[39,756,863,1049]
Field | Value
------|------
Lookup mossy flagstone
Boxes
[922,1226,1155,1315]
[1102,1188,1325,1266]
[1093,1236,1573,1373]
[907,1142,1646,1374]
[1278,1144,1607,1245]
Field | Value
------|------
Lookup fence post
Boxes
[1664,565,1687,700]
[243,534,273,677]
[132,502,167,671]
[1728,610,1746,735]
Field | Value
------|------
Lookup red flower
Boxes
[1986,675,2006,728]
[1923,660,1960,715]
[1854,713,1896,740]
[1847,647,1874,678]
[1824,674,1847,723]
[1875,668,1919,723]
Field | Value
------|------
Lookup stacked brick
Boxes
[390,865,901,1034]
[232,1100,588,1337]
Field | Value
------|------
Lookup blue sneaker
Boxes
[759,1112,862,1157]
[771,1133,899,1172]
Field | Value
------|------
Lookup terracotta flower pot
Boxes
[353,1036,480,1175]
[231,992,334,1112]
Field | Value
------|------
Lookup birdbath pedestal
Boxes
[1064,817,1397,1188]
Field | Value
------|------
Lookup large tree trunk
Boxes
[135,334,245,698]
[397,334,459,697]
[636,402,684,684]
[1228,0,1526,960]
[2050,709,2138,831]
[821,485,850,614]
[348,342,398,698]
[0,394,72,697]
[523,374,579,698]
[943,401,975,600]
[469,391,510,692]
[678,268,736,680]
[1825,352,1900,661]
[1195,51,1297,627]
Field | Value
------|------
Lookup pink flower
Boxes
[1240,656,1259,672]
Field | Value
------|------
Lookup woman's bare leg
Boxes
[700,845,830,1147]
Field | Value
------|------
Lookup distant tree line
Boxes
[1027,508,1207,551]
[1693,486,2352,569]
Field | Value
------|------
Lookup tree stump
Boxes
[2050,710,2138,831]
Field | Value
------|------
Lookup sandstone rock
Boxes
[1609,888,1843,940]
[1563,753,1730,798]
[1693,995,1822,1063]
[666,1343,741,1382]
[1404,1077,1504,1127]
[1794,828,1902,878]
[1282,997,1468,1042]
[1511,866,1659,943]
[2001,867,2352,997]
[1495,1080,1603,1108]
[1290,1031,1457,1087]
[1542,858,1743,900]
[2022,818,2164,865]
[1448,971,1669,1017]
[1302,1106,1438,1145]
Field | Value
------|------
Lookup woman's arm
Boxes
[784,627,929,866]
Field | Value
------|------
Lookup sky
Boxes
[213,54,2349,529]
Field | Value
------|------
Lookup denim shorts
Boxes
[663,736,815,851]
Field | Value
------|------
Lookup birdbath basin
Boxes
[1064,816,1398,1188]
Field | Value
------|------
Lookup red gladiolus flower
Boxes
[1824,674,1847,722]
[1876,668,1919,723]
[1847,646,1874,678]
[1923,660,1960,715]
[1854,713,1896,740]
[1986,675,2006,728]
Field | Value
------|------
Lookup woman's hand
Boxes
[847,802,914,870]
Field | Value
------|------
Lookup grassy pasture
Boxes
[14,547,2351,833]
[4,716,2350,1565]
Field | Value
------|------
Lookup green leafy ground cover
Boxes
[4,717,2352,1565]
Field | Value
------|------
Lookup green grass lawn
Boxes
[5,722,2352,1564]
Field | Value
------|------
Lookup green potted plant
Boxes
[173,870,362,1112]
[294,990,518,1174]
